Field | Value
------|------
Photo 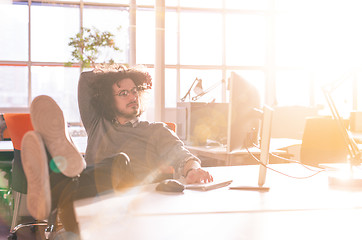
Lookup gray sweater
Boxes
[78,71,199,182]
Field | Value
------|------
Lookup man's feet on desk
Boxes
[30,95,86,177]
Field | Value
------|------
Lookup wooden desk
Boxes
[187,138,301,166]
[74,164,362,240]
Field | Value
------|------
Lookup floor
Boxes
[0,221,10,239]
[0,190,48,240]
[0,166,57,240]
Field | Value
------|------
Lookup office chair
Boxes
[0,114,13,226]
[4,113,58,240]
[0,141,13,227]
[165,122,176,133]
[300,116,349,167]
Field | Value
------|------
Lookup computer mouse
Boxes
[156,179,185,192]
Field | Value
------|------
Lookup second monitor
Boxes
[227,71,273,189]
[227,71,261,153]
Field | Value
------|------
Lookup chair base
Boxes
[8,222,46,240]
[9,207,62,240]
[8,221,62,240]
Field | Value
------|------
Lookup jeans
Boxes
[50,152,135,235]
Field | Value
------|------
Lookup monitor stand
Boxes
[229,185,270,192]
[229,105,273,192]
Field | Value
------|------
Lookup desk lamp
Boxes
[192,79,225,101]
[181,78,202,102]
[323,76,362,189]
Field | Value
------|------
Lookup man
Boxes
[22,64,213,237]
[78,64,213,185]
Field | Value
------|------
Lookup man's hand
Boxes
[185,168,213,184]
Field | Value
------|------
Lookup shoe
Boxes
[21,131,51,220]
[30,95,86,177]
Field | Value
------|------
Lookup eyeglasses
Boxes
[114,87,139,98]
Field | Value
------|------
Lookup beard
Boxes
[116,103,140,120]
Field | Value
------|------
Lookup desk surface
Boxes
[74,164,362,240]
[0,141,13,152]
[186,138,301,153]
[186,138,301,165]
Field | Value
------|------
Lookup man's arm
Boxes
[154,124,213,184]
[78,71,100,132]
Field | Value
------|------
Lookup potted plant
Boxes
[65,26,122,70]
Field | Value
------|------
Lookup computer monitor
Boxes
[227,72,273,190]
[227,71,261,153]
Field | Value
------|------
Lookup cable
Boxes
[252,143,323,172]
[268,152,323,172]
[246,147,325,179]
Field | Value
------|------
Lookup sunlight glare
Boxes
[277,0,362,82]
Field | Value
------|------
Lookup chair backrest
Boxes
[3,113,34,193]
[3,114,33,151]
[300,116,349,166]
[165,122,176,133]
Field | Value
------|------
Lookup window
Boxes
[0,4,28,61]
[225,14,266,66]
[83,6,129,63]
[2,0,362,124]
[0,66,28,108]
[275,70,310,106]
[0,1,130,123]
[180,11,223,66]
[136,8,155,65]
[31,4,79,62]
[31,66,80,122]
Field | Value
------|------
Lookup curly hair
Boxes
[90,64,152,122]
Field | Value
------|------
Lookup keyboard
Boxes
[184,179,233,191]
